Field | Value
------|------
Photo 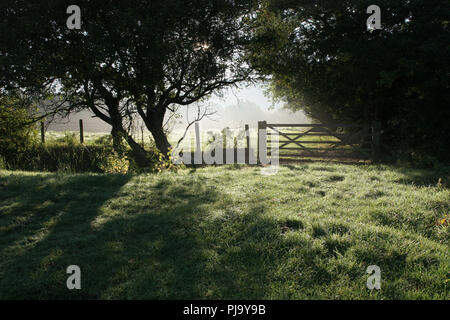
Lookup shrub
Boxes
[95,150,130,174]
[152,148,183,173]
[0,97,37,162]
[4,144,133,174]
[1,128,180,174]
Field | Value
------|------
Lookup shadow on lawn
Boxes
[1,168,443,299]
[0,173,132,299]
[0,172,289,299]
[392,166,450,188]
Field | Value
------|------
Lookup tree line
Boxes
[1,0,448,167]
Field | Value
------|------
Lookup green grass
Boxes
[45,128,366,164]
[46,131,110,146]
[45,129,215,152]
[0,163,448,299]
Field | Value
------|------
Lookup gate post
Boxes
[222,128,227,164]
[257,121,267,165]
[245,124,250,164]
[372,121,381,163]
[79,119,84,144]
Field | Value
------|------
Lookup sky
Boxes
[208,84,282,110]
[172,84,309,131]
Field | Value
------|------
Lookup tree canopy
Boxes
[1,0,257,165]
[247,0,450,161]
[2,0,449,164]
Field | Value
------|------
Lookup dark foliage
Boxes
[1,0,257,166]
[247,0,450,163]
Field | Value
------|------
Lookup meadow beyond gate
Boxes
[259,121,380,163]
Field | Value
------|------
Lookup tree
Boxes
[247,0,450,161]
[1,0,256,166]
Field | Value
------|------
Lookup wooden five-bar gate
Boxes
[259,121,380,163]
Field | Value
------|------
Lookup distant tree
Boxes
[1,1,257,166]
[247,0,450,161]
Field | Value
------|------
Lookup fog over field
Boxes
[46,85,309,136]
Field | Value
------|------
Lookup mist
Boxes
[46,86,309,134]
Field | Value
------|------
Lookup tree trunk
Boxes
[112,126,150,168]
[126,134,150,168]
[143,107,172,156]
[110,115,150,168]
[150,126,171,156]
[111,127,126,156]
[89,83,152,168]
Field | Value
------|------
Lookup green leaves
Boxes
[247,0,450,162]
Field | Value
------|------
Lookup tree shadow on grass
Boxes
[0,172,291,299]
[0,173,131,299]
[1,168,448,299]
[392,166,450,188]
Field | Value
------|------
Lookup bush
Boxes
[1,125,177,174]
[5,144,132,174]
[95,149,130,174]
[0,97,37,162]
[152,147,184,173]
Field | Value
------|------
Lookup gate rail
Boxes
[258,121,381,163]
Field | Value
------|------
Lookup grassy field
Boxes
[44,129,227,151]
[0,163,448,299]
[44,128,369,165]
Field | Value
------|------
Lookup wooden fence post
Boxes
[234,136,238,163]
[40,121,45,144]
[222,129,227,164]
[372,121,381,163]
[79,119,84,144]
[245,124,250,164]
[257,121,266,165]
